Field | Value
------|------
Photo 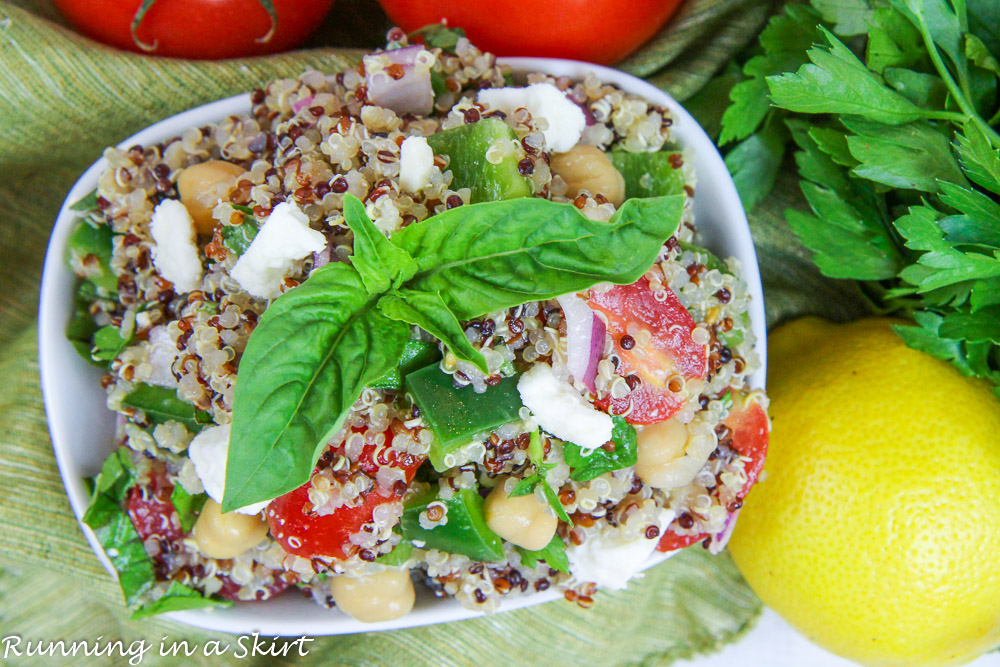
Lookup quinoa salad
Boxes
[66,26,770,622]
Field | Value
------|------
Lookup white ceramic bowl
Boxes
[38,57,766,636]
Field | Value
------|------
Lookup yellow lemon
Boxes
[729,317,1000,667]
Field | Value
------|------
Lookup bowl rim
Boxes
[38,56,766,637]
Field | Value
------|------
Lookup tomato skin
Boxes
[267,485,399,559]
[267,428,424,559]
[655,391,770,553]
[52,0,335,60]
[378,0,684,65]
[657,530,707,552]
[127,470,184,543]
[726,390,770,496]
[589,278,708,425]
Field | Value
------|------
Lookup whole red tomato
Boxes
[378,0,684,65]
[53,0,335,60]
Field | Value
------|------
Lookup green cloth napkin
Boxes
[0,1,867,664]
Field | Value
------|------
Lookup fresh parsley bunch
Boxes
[714,0,1000,396]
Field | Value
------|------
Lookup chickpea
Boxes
[176,160,247,235]
[330,570,415,623]
[483,478,557,551]
[192,499,268,559]
[634,417,714,490]
[550,144,626,207]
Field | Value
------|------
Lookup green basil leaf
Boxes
[768,27,929,124]
[379,290,488,374]
[131,581,232,619]
[343,193,417,294]
[95,509,157,606]
[517,534,569,573]
[368,340,442,391]
[393,196,685,321]
[68,219,118,293]
[120,382,212,431]
[82,448,137,527]
[170,486,207,533]
[564,416,638,482]
[91,325,132,362]
[224,263,409,511]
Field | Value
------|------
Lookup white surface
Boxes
[681,608,1000,667]
[517,362,614,449]
[38,58,766,637]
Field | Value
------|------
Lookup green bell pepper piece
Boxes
[405,364,523,471]
[401,486,504,561]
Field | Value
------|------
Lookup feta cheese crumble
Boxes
[478,82,586,152]
[399,136,435,193]
[230,201,327,299]
[188,423,270,515]
[567,509,677,590]
[149,199,203,293]
[517,363,613,449]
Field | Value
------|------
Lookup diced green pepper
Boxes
[67,219,118,293]
[405,364,523,471]
[369,340,442,391]
[609,150,688,200]
[401,486,504,561]
[426,118,532,203]
[516,534,569,573]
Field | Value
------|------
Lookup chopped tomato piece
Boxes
[657,530,707,552]
[725,389,770,496]
[267,485,399,559]
[267,427,424,560]
[589,278,708,424]
[127,468,184,542]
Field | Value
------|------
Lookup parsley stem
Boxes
[915,12,1000,148]
[922,109,973,124]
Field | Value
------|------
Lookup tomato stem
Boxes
[130,0,160,52]
[130,0,279,53]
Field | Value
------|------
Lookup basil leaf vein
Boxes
[223,262,409,511]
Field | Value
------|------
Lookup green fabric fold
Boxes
[0,0,866,662]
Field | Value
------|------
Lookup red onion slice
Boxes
[708,508,742,555]
[292,95,314,114]
[364,45,434,116]
[557,293,605,393]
